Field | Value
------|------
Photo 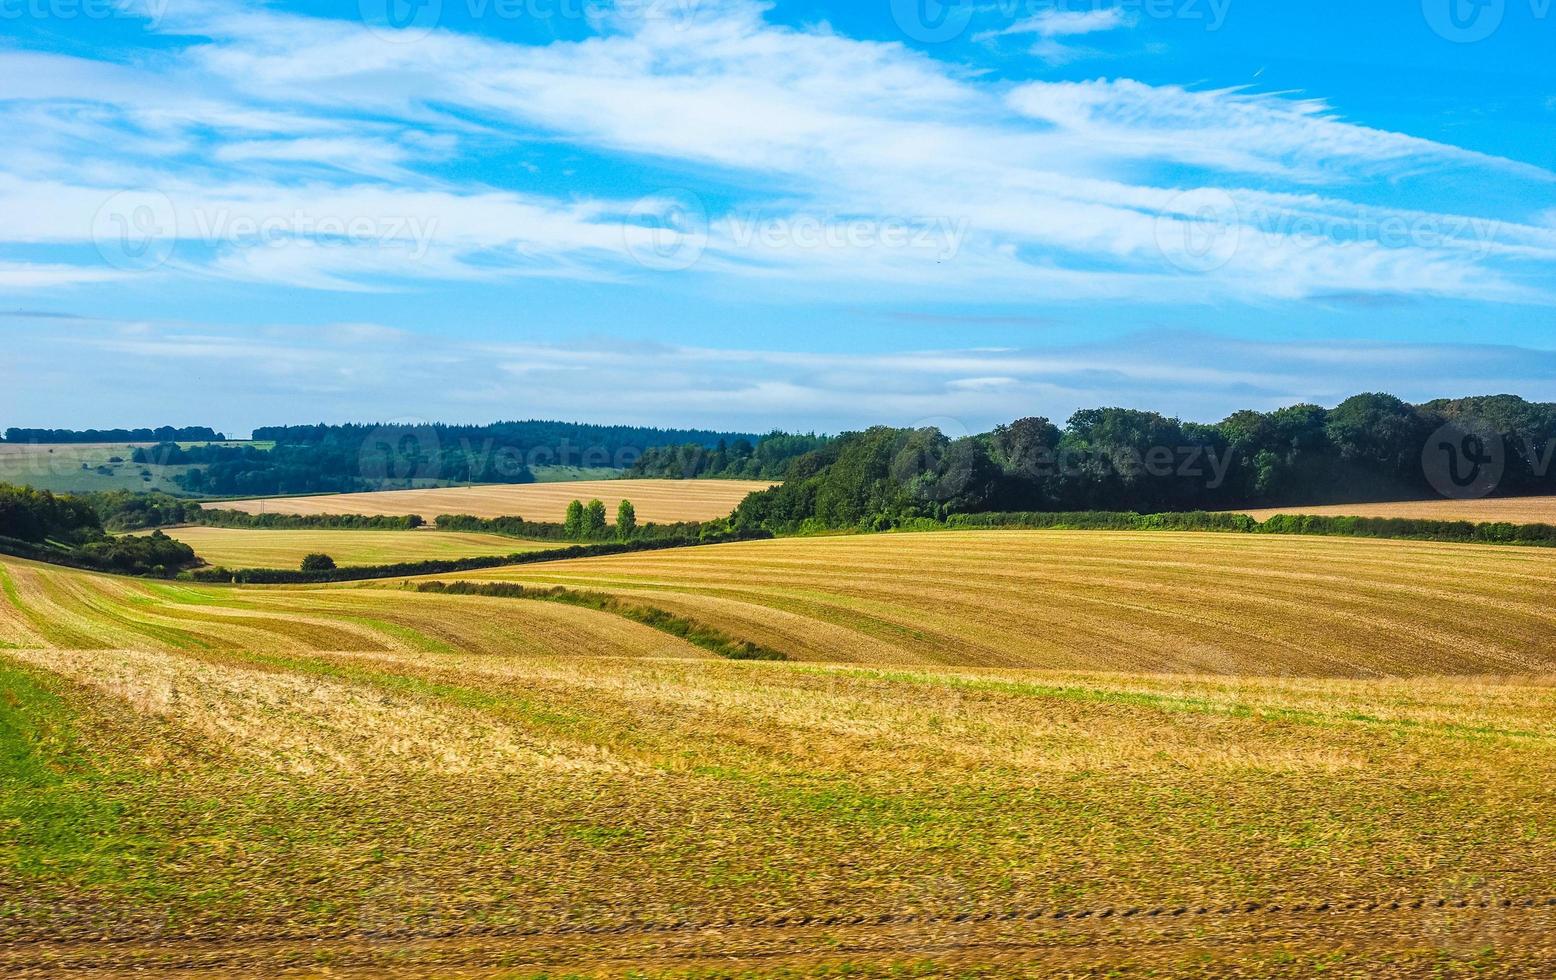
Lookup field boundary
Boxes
[893,509,1556,548]
[188,531,772,584]
[415,580,787,661]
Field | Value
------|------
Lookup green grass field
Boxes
[527,464,622,482]
[0,444,616,498]
[0,441,267,495]
[156,526,548,569]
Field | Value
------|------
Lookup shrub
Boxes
[300,553,337,572]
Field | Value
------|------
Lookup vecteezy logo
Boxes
[359,423,442,486]
[1154,188,1241,274]
[359,0,441,43]
[1423,419,1504,499]
[1422,0,1506,42]
[92,190,178,272]
[623,190,708,271]
[890,0,974,43]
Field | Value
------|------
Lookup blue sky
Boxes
[1,0,1554,436]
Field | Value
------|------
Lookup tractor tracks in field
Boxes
[5,894,1556,974]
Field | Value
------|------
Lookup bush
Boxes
[73,531,199,575]
[1257,514,1556,546]
[434,512,714,543]
[937,511,1255,533]
[197,510,423,530]
[415,581,785,661]
[188,529,774,584]
[300,553,337,572]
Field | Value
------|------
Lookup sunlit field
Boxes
[4,529,1555,975]
[1237,495,1556,524]
[446,529,1556,676]
[202,478,776,524]
[155,526,545,569]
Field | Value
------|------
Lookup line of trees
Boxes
[627,433,831,479]
[252,420,757,469]
[562,498,639,541]
[436,503,731,544]
[0,483,199,575]
[120,419,765,496]
[148,440,525,496]
[2,426,225,444]
[731,394,1556,534]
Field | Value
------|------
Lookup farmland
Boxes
[3,528,1556,974]
[202,478,777,523]
[1237,495,1556,524]
[446,530,1556,676]
[152,526,546,569]
[0,442,261,495]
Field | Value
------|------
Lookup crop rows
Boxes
[3,529,1556,973]
[435,529,1556,676]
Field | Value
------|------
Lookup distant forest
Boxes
[3,426,225,443]
[0,483,198,574]
[628,433,832,480]
[153,420,760,496]
[730,394,1556,533]
[10,396,1555,515]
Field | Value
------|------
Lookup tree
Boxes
[989,416,1062,509]
[300,553,336,572]
[583,499,607,538]
[1325,393,1435,495]
[563,499,585,538]
[616,499,637,540]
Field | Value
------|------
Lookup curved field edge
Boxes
[155,526,551,569]
[380,530,1556,677]
[0,554,711,661]
[416,580,785,660]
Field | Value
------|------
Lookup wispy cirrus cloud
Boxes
[0,0,1551,310]
[974,5,1136,62]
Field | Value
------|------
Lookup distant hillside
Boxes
[171,420,761,496]
[3,426,226,444]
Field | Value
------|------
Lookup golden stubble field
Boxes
[1237,494,1556,523]
[449,530,1556,676]
[201,478,776,523]
[157,526,547,569]
[3,529,1556,976]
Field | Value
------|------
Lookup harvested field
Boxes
[201,478,775,523]
[440,529,1556,676]
[1237,495,1556,524]
[155,526,546,569]
[3,529,1555,975]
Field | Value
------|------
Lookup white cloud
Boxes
[0,0,1551,304]
[972,6,1134,63]
[1013,8,1133,37]
[1005,79,1552,181]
